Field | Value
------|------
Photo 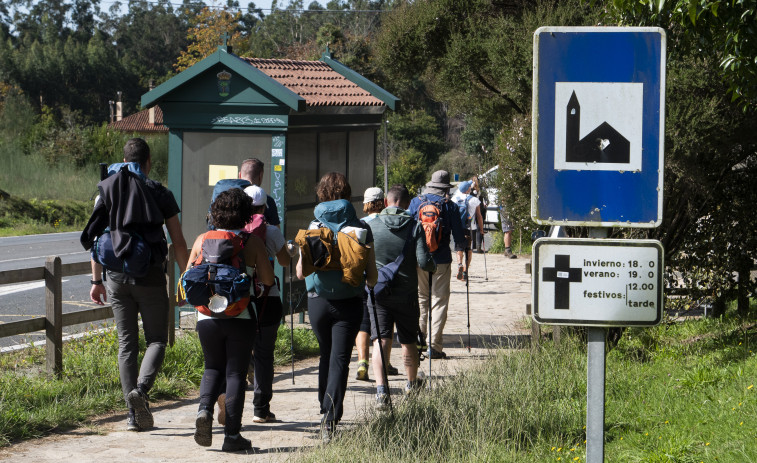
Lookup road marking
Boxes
[0,279,70,296]
[0,252,86,264]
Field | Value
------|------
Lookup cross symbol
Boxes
[542,254,582,310]
[221,32,230,47]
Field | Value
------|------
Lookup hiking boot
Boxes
[126,387,153,430]
[456,264,464,281]
[252,412,276,423]
[355,359,369,381]
[504,248,517,259]
[222,434,252,452]
[194,409,213,447]
[428,349,447,359]
[385,363,399,376]
[126,409,140,432]
[217,393,226,426]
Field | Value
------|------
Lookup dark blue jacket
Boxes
[407,193,466,265]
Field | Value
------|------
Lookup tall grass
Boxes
[0,323,319,446]
[302,311,756,462]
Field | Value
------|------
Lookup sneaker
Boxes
[194,409,213,447]
[376,392,390,411]
[222,434,252,452]
[320,418,335,445]
[252,412,276,423]
[217,393,226,426]
[428,349,447,359]
[456,265,464,281]
[404,378,424,395]
[126,409,140,432]
[126,387,153,430]
[355,359,369,381]
[385,363,399,376]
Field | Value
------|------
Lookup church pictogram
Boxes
[565,91,630,164]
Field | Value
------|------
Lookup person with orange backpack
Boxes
[185,188,274,452]
[406,170,466,360]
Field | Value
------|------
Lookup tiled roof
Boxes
[243,58,384,107]
[108,106,167,133]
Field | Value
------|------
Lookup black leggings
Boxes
[196,318,255,436]
[308,295,362,423]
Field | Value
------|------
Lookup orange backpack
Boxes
[417,195,443,253]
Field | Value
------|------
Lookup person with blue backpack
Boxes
[452,180,484,281]
[295,172,378,444]
[407,170,466,360]
[187,188,274,452]
[81,138,189,432]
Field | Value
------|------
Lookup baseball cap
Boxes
[244,185,267,206]
[363,187,384,203]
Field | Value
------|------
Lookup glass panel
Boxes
[181,132,272,241]
[284,207,316,241]
[286,132,318,206]
[348,130,377,199]
[318,132,347,178]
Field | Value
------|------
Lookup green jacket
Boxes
[367,207,436,305]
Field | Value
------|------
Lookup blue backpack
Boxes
[207,179,251,230]
[90,163,154,278]
[454,194,472,229]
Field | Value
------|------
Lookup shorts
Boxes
[367,296,419,345]
[359,295,371,333]
[500,209,513,233]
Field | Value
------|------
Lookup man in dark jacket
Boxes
[368,185,436,405]
[407,170,466,359]
[85,138,189,432]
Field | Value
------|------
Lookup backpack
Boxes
[370,223,415,299]
[88,163,158,278]
[207,179,251,230]
[417,195,444,253]
[243,213,267,242]
[454,194,472,229]
[179,230,251,318]
[294,225,369,287]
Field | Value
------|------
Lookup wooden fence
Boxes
[0,245,182,378]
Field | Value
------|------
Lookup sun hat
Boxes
[426,170,452,189]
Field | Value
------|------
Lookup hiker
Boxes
[500,204,517,259]
[82,137,189,432]
[243,185,294,424]
[295,172,378,443]
[407,170,466,359]
[366,184,436,407]
[452,180,484,281]
[189,188,274,452]
[355,187,398,381]
[240,158,280,227]
[469,177,487,253]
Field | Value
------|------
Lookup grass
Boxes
[487,230,536,255]
[301,309,756,462]
[0,323,319,446]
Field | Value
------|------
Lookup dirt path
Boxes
[0,251,532,462]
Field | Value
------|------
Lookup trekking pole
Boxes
[288,242,295,384]
[466,224,471,353]
[482,226,488,281]
[427,271,433,389]
[368,287,394,417]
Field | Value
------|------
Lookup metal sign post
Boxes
[586,326,606,463]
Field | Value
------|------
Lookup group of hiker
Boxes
[80,137,508,452]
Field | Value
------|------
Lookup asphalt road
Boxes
[0,231,98,349]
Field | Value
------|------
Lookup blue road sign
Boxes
[532,27,666,227]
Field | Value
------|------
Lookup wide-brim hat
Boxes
[426,170,452,189]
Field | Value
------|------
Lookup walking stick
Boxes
[368,287,394,416]
[288,244,295,384]
[481,226,488,281]
[427,271,433,389]
[466,223,471,353]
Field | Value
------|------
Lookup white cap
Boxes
[244,185,267,206]
[363,187,384,204]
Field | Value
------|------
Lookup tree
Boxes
[605,0,757,109]
[175,6,244,71]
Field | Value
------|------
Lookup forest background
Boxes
[0,0,755,317]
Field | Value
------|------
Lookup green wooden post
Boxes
[167,129,185,328]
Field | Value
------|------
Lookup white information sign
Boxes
[532,238,663,326]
